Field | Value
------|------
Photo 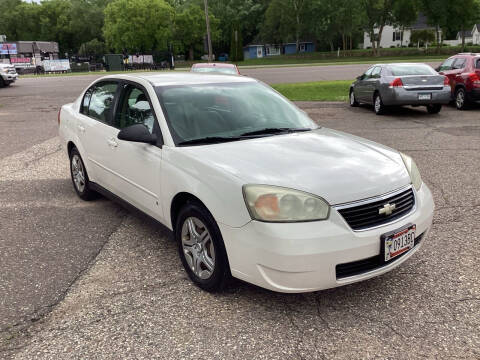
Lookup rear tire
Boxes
[0,78,5,88]
[349,89,359,107]
[455,88,469,110]
[373,93,385,115]
[426,104,442,114]
[175,201,230,292]
[69,147,97,201]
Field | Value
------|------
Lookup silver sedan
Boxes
[349,63,451,115]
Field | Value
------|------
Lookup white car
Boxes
[0,63,18,87]
[58,73,434,293]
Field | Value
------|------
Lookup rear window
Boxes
[192,67,237,75]
[388,64,436,76]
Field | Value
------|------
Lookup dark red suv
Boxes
[437,53,480,110]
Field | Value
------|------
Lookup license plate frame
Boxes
[380,224,416,263]
[418,93,432,100]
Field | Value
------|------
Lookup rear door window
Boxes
[363,67,374,79]
[452,58,466,70]
[88,82,118,123]
[371,66,382,78]
[475,58,480,69]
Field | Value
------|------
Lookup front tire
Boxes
[69,148,97,201]
[175,201,230,292]
[455,88,468,110]
[349,89,359,107]
[374,93,385,115]
[426,104,442,114]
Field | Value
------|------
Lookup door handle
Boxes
[107,138,118,148]
[77,125,85,133]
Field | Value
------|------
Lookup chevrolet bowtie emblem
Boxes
[379,203,396,216]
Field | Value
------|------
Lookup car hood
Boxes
[180,128,411,205]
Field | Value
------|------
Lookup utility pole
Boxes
[203,0,213,62]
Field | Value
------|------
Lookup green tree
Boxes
[209,0,266,52]
[229,27,243,61]
[104,0,174,53]
[410,29,435,47]
[173,3,219,60]
[448,0,479,50]
[360,0,395,56]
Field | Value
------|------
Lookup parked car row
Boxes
[349,53,480,114]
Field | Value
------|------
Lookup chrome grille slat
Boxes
[337,187,415,231]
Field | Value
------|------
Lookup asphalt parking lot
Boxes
[1,75,479,359]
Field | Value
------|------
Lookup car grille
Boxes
[6,68,16,74]
[336,232,424,279]
[337,187,415,231]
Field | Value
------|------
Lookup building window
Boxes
[392,31,403,42]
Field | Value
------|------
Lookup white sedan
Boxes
[58,73,434,293]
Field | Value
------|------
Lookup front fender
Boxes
[160,147,251,230]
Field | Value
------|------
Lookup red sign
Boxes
[10,57,31,64]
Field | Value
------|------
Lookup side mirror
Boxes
[117,124,157,145]
[435,66,441,72]
[356,75,364,80]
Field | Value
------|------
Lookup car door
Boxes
[104,81,164,220]
[449,57,467,90]
[356,67,374,102]
[364,66,382,104]
[76,81,120,187]
[438,57,458,94]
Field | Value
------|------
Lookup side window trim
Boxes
[80,87,93,115]
[115,80,164,148]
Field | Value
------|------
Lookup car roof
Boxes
[99,72,255,87]
[192,63,237,68]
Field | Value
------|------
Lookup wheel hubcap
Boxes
[71,155,86,192]
[350,92,355,105]
[456,92,464,108]
[375,96,381,112]
[181,217,215,280]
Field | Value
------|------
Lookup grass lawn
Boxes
[237,55,445,67]
[272,80,352,102]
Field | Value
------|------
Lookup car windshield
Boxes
[389,64,436,76]
[192,67,237,75]
[156,82,318,145]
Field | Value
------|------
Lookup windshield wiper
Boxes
[239,127,312,137]
[177,136,242,146]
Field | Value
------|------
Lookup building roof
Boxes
[410,14,436,30]
[474,24,480,32]
[457,30,473,39]
[16,41,59,53]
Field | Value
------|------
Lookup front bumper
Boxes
[219,183,434,293]
[382,87,451,106]
[1,73,18,83]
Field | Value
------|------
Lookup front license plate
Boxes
[382,224,416,262]
[418,93,432,100]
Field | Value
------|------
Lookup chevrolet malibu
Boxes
[350,63,451,115]
[58,73,434,293]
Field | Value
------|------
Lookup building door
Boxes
[257,46,263,58]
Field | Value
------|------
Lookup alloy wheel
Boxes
[374,96,381,113]
[71,154,86,192]
[350,91,355,105]
[456,90,465,109]
[181,217,215,280]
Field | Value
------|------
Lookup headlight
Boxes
[0,68,6,74]
[400,153,422,191]
[243,185,330,222]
